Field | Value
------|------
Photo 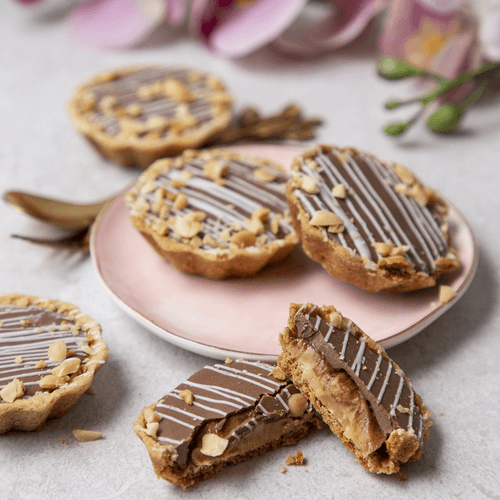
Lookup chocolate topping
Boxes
[76,67,230,140]
[294,305,424,443]
[0,305,89,399]
[292,146,452,275]
[153,360,314,466]
[130,151,295,249]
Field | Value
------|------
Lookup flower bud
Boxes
[427,104,464,133]
[378,58,421,80]
[384,121,410,136]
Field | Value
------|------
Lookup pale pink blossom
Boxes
[68,0,186,48]
[379,0,481,79]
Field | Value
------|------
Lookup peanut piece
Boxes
[301,176,319,194]
[173,193,188,211]
[48,341,67,362]
[309,210,343,227]
[288,393,308,417]
[230,230,256,248]
[174,214,202,238]
[0,378,25,403]
[51,358,81,377]
[200,434,229,457]
[332,183,346,199]
[254,168,276,182]
[372,241,393,257]
[439,285,456,304]
[35,359,46,369]
[72,429,103,442]
[252,208,270,222]
[38,374,69,390]
[204,160,228,181]
[144,407,162,424]
[179,389,194,405]
[245,217,265,235]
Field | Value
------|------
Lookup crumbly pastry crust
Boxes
[125,148,299,279]
[67,66,233,168]
[0,294,108,433]
[133,360,322,488]
[286,144,460,292]
[277,303,432,474]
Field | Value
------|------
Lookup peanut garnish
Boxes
[200,434,229,457]
[394,164,415,185]
[15,356,23,364]
[230,230,256,248]
[252,207,270,222]
[410,184,429,207]
[146,422,159,437]
[254,168,276,182]
[48,341,67,362]
[35,359,46,369]
[301,176,319,194]
[179,389,194,405]
[279,465,287,474]
[38,374,69,390]
[173,193,188,210]
[285,450,304,465]
[372,241,394,257]
[271,366,287,381]
[270,217,280,234]
[204,160,228,181]
[245,217,265,235]
[72,429,103,442]
[81,344,93,356]
[0,378,25,403]
[174,212,205,238]
[329,312,343,327]
[144,407,162,424]
[225,357,233,364]
[439,285,456,304]
[332,183,346,199]
[328,223,345,234]
[309,210,343,227]
[51,358,81,377]
[288,394,308,417]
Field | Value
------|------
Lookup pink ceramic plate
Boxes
[90,144,478,361]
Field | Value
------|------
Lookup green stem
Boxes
[420,62,498,106]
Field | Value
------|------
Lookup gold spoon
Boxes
[3,191,111,231]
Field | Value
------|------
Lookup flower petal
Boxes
[69,0,167,48]
[481,6,500,61]
[379,0,479,78]
[273,0,387,55]
[190,0,308,58]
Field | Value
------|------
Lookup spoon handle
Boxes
[3,191,112,230]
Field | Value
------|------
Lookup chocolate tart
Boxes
[125,148,299,279]
[286,144,460,292]
[278,303,432,474]
[0,294,108,433]
[67,66,233,168]
[134,359,322,488]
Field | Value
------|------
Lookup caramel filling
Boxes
[190,407,317,466]
[289,340,386,457]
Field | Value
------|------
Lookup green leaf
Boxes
[378,59,421,80]
[384,122,410,136]
[426,104,465,133]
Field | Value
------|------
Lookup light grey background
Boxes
[1,2,499,499]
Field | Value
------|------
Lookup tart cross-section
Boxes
[134,360,321,488]
[277,303,432,474]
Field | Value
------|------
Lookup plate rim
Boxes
[90,144,478,360]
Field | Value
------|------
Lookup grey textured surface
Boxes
[1,2,499,499]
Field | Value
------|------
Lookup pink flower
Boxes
[273,0,388,56]
[189,0,308,58]
[379,0,481,79]
[68,0,186,48]
[189,0,386,58]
